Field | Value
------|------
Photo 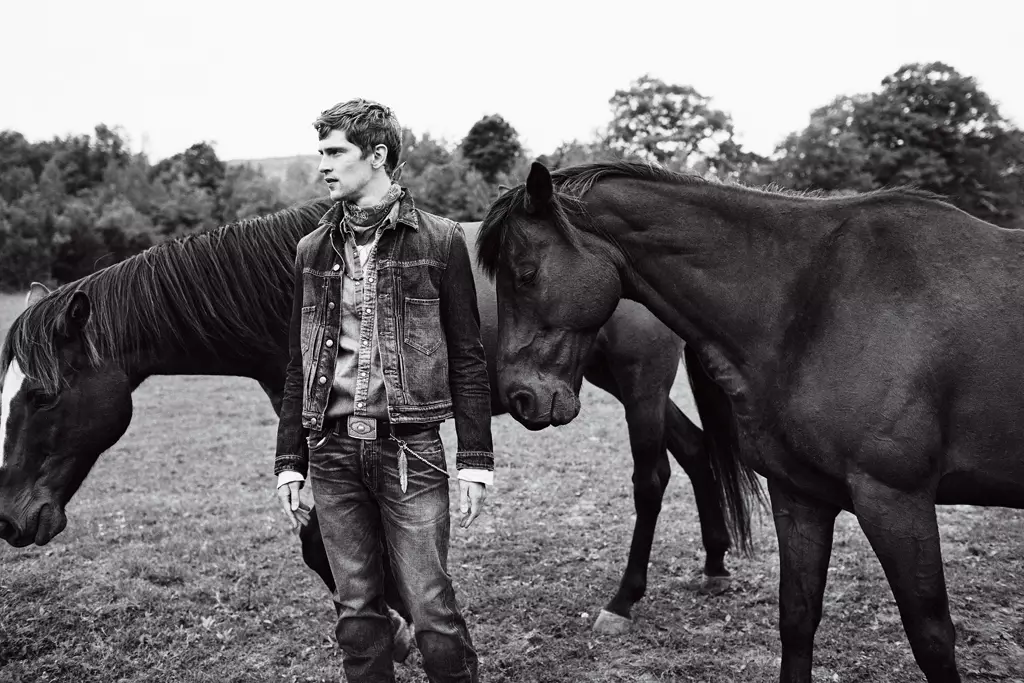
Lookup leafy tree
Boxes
[536,139,624,171]
[772,62,1024,226]
[460,115,522,182]
[219,163,288,222]
[772,95,876,193]
[280,158,324,205]
[606,75,742,173]
[151,141,226,197]
[0,194,54,289]
[0,130,52,183]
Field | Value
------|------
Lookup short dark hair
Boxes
[313,99,402,174]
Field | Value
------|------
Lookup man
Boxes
[275,99,493,683]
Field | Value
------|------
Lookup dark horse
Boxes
[0,197,755,635]
[477,159,1024,682]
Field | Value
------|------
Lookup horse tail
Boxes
[681,344,766,556]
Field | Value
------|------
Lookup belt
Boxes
[323,416,437,438]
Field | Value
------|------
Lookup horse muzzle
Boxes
[504,380,581,430]
[0,499,67,547]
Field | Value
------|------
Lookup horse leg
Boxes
[769,478,839,683]
[580,354,674,634]
[595,394,673,634]
[664,400,733,593]
[850,475,960,682]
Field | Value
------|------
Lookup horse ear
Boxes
[64,291,91,336]
[524,161,553,214]
[497,184,512,196]
[26,282,51,308]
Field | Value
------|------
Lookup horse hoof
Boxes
[679,573,732,595]
[700,575,732,596]
[593,609,632,635]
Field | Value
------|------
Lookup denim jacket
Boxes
[274,190,494,477]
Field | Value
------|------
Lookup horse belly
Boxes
[939,426,1024,508]
[935,368,1024,508]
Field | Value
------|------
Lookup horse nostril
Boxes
[509,389,534,419]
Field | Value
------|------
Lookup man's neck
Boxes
[351,173,395,209]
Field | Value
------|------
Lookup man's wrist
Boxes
[457,468,493,487]
[277,471,305,489]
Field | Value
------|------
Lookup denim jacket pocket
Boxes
[403,297,444,355]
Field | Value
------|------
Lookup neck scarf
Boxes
[343,182,403,229]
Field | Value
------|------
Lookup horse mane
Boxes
[1,197,334,394]
[475,160,948,278]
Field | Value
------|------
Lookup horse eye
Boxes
[28,390,58,410]
[517,269,538,286]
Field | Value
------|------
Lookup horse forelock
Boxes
[476,183,587,280]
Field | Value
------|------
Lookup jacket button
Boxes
[326,339,334,347]
[328,302,335,309]
[319,376,327,384]
[332,264,341,272]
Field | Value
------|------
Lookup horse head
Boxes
[0,284,133,546]
[477,162,624,430]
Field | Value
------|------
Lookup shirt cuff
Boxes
[277,470,305,489]
[457,468,493,487]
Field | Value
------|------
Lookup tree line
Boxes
[2,61,1021,291]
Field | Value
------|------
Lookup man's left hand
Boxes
[459,480,487,528]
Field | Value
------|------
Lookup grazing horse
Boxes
[0,197,755,635]
[476,159,1024,683]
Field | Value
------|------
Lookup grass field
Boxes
[0,290,1022,682]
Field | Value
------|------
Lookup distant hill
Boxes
[226,154,319,182]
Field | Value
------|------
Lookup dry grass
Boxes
[0,292,1021,682]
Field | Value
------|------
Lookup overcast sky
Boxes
[4,0,1021,163]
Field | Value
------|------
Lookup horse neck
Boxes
[590,179,837,376]
[78,279,291,390]
[124,338,286,389]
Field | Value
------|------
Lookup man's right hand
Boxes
[277,480,310,532]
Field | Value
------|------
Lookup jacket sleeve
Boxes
[439,222,494,471]
[274,248,309,476]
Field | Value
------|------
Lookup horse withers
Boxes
[477,160,1024,683]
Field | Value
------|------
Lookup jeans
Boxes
[308,421,478,683]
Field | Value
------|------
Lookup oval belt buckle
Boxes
[347,415,378,440]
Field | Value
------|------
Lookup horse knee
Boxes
[779,606,818,656]
[632,474,667,513]
[910,617,957,676]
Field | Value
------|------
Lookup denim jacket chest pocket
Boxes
[403,297,444,355]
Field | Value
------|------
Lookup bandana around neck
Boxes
[343,182,403,229]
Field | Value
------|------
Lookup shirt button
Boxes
[318,376,327,385]
[328,302,335,310]
[332,264,340,272]
[325,339,333,347]
[357,402,365,408]
[362,340,369,347]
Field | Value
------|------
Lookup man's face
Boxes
[317,129,376,202]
